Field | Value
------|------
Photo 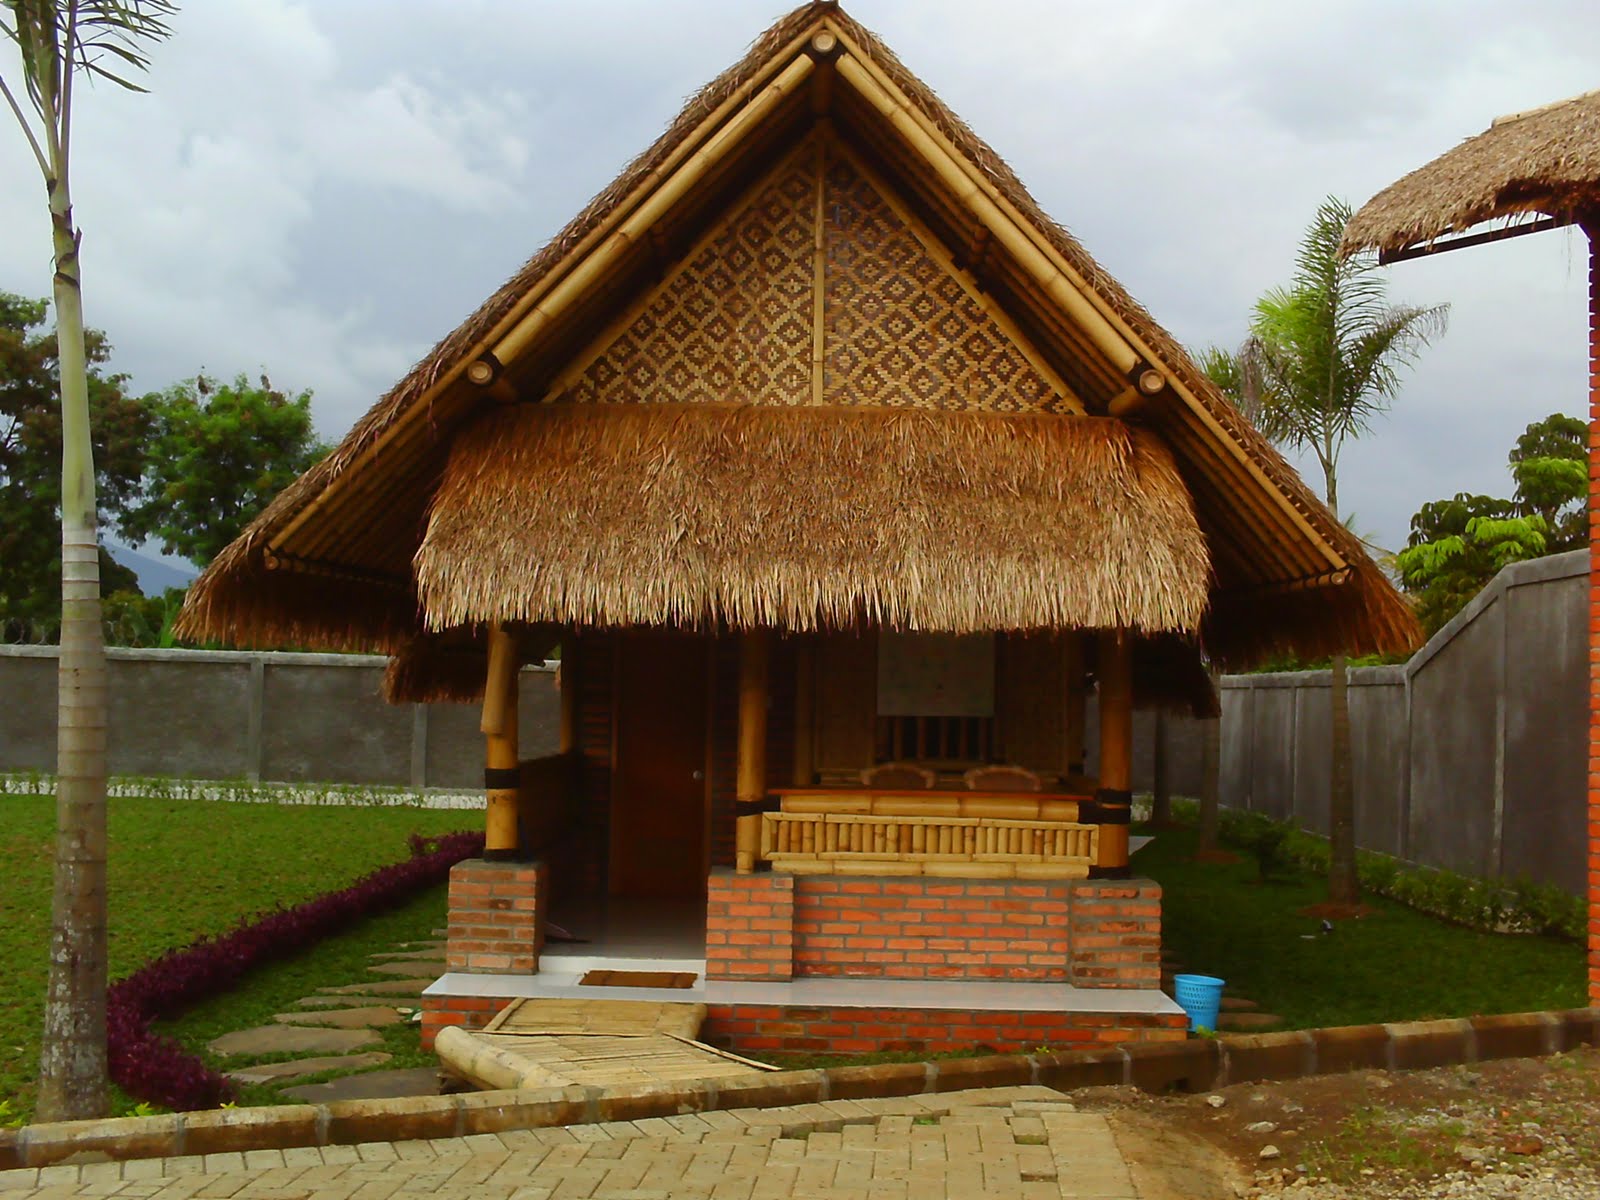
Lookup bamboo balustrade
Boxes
[759,788,1098,878]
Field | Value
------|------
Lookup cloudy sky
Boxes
[3,0,1597,562]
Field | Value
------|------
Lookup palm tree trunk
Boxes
[36,163,109,1122]
[1326,651,1358,906]
[1322,462,1359,908]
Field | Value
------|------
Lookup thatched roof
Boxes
[1344,89,1600,256]
[177,0,1418,673]
[416,406,1207,636]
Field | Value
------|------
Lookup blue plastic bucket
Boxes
[1172,974,1225,1032]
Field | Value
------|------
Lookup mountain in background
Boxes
[105,542,196,596]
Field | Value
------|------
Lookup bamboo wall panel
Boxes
[563,160,815,406]
[996,632,1064,771]
[552,138,1067,416]
[822,155,1061,414]
[814,631,878,772]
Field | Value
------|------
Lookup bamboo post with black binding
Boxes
[1061,631,1086,781]
[1091,628,1132,877]
[735,630,771,872]
[481,623,521,860]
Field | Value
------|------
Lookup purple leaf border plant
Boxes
[107,829,484,1112]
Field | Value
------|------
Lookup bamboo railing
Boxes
[759,789,1098,878]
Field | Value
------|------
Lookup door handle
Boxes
[692,769,705,781]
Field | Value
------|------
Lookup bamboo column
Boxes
[793,636,815,787]
[1092,629,1133,877]
[481,624,521,860]
[1586,217,1599,1006]
[735,630,771,873]
[1061,632,1086,778]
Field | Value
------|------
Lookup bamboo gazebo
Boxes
[1344,88,1600,1006]
[180,3,1417,1052]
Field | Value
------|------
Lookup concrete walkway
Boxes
[0,1088,1144,1199]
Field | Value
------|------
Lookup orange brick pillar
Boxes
[446,859,546,974]
[1587,217,1600,1006]
[705,868,794,980]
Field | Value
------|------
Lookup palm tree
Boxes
[2,0,175,1120]
[1242,196,1447,909]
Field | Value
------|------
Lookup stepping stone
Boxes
[1221,997,1260,1012]
[295,995,414,1010]
[282,1068,442,1103]
[368,961,443,978]
[209,1025,380,1057]
[274,1006,404,1029]
[369,948,449,962]
[1218,1012,1284,1032]
[321,979,428,997]
[226,1053,392,1085]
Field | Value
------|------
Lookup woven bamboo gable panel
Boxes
[822,156,1059,412]
[562,159,815,406]
[556,143,1061,412]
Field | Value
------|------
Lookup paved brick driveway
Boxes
[0,1088,1142,1200]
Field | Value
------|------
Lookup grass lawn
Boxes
[1137,823,1587,1029]
[0,794,471,1120]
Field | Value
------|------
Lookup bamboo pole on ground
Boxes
[1093,629,1133,876]
[482,624,521,859]
[735,630,771,872]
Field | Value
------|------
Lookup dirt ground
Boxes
[1078,1047,1600,1199]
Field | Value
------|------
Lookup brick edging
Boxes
[4,1008,1597,1171]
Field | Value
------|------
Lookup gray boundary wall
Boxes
[1219,550,1588,894]
[0,646,561,791]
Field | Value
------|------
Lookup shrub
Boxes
[107,829,482,1111]
[1190,808,1583,943]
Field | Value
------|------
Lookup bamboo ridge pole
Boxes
[735,630,771,872]
[482,624,520,859]
[486,55,815,371]
[1093,628,1133,877]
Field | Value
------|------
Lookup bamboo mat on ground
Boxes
[438,997,774,1091]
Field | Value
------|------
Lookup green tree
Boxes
[121,372,327,567]
[1241,197,1447,911]
[1509,412,1586,551]
[2,0,175,1121]
[1396,413,1587,634]
[0,291,150,641]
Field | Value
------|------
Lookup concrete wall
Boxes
[0,645,561,790]
[1219,551,1588,894]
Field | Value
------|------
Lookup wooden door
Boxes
[611,632,710,898]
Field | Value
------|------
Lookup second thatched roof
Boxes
[1344,89,1600,256]
[415,406,1209,636]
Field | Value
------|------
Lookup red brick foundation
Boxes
[1068,879,1162,989]
[706,869,795,980]
[793,877,1072,980]
[706,871,1161,986]
[420,993,504,1051]
[446,859,547,975]
[420,990,1186,1054]
[702,1004,1187,1054]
